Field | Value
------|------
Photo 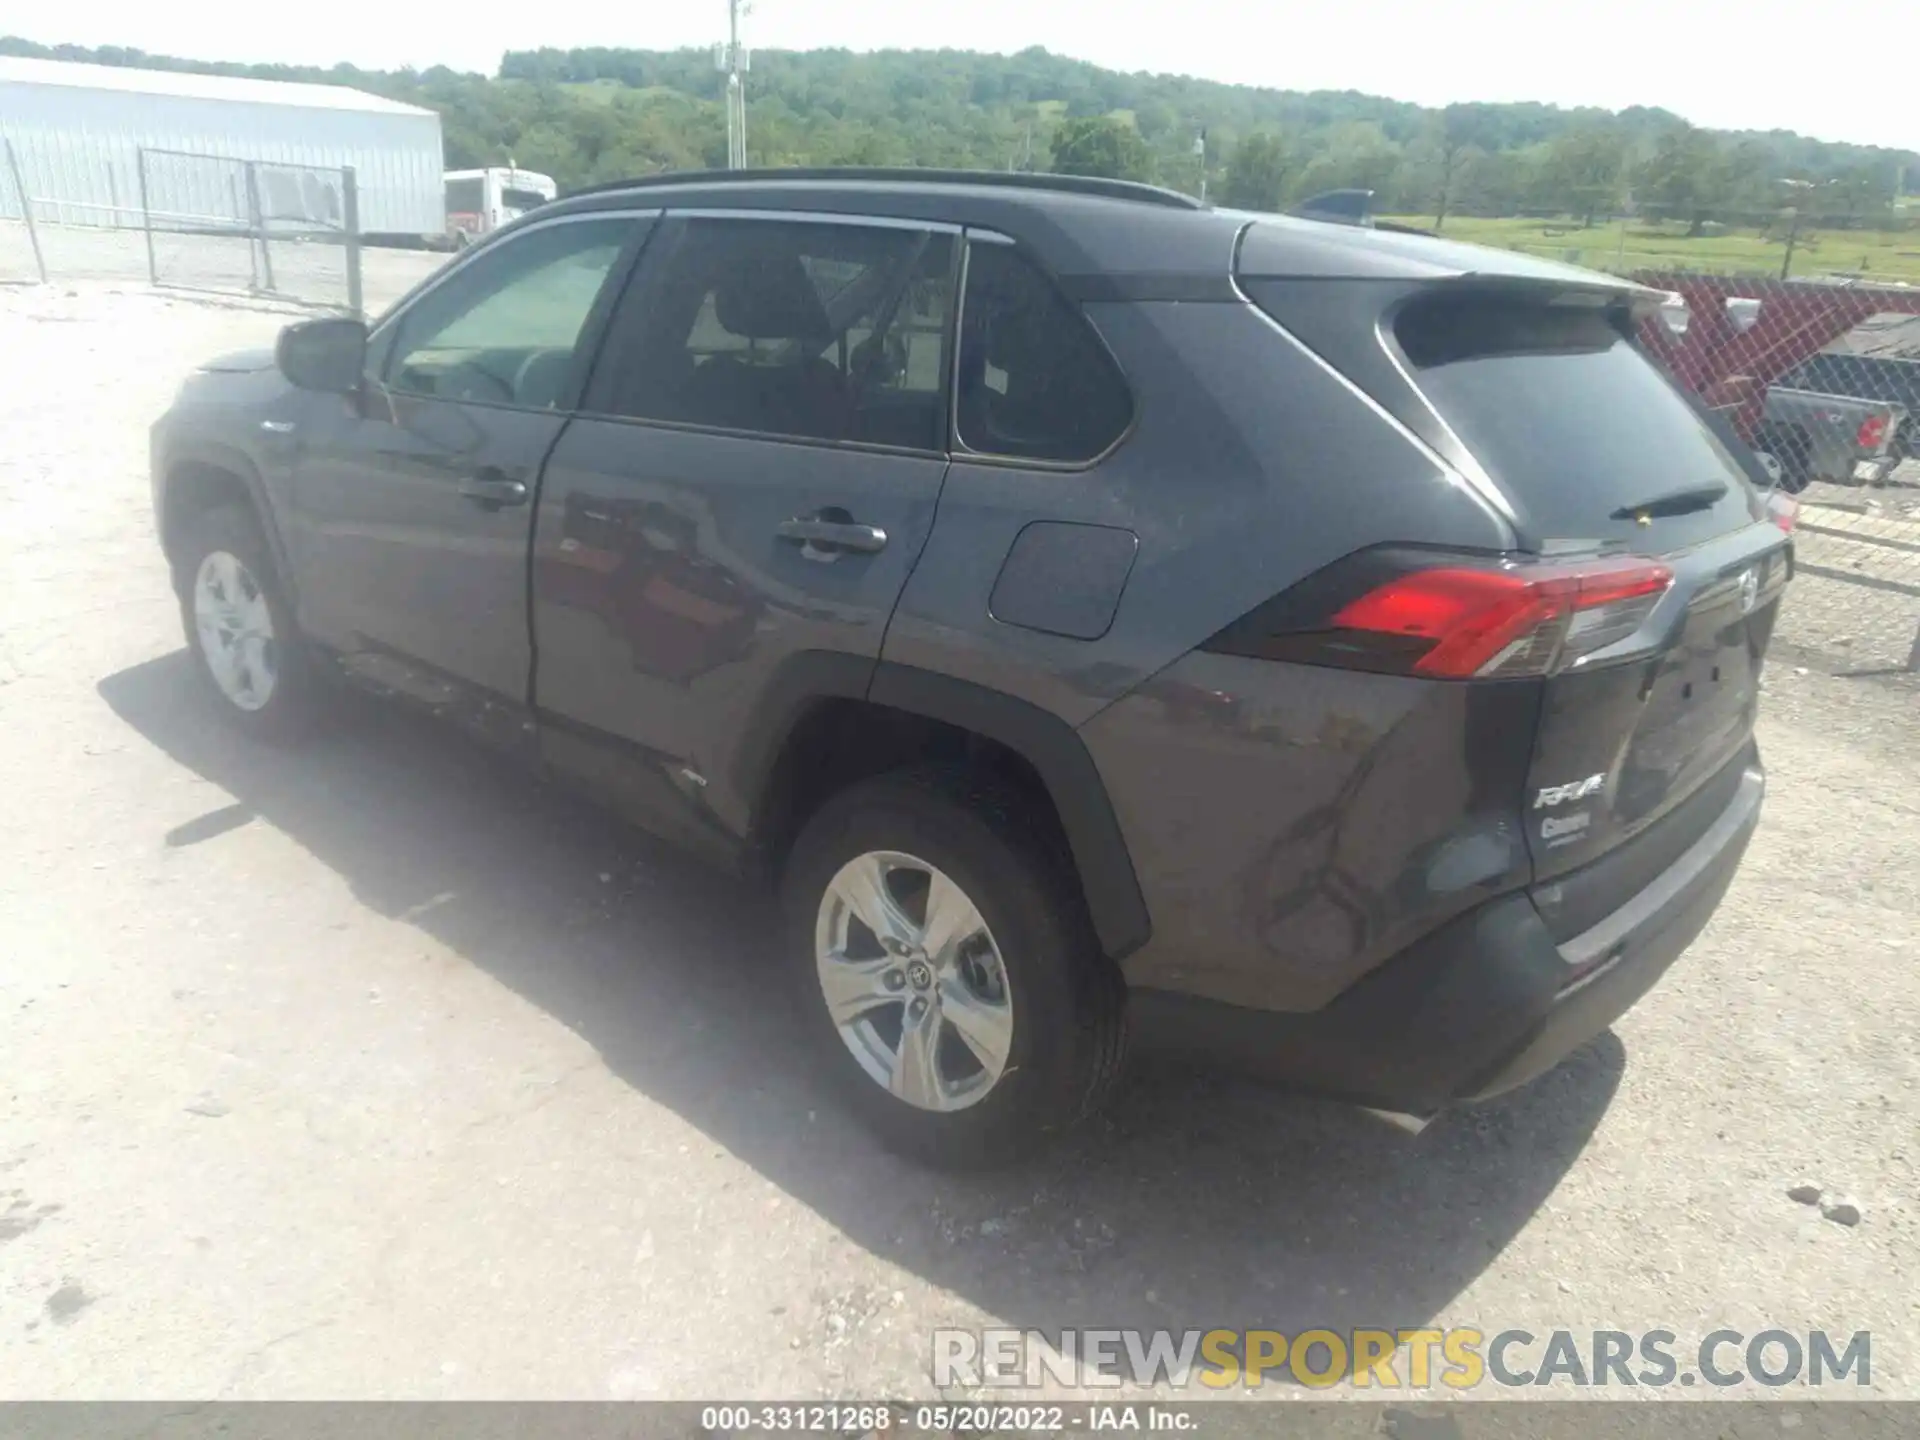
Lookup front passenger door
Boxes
[285,214,649,713]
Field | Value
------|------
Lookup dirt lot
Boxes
[1,280,1916,1402]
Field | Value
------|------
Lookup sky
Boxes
[12,0,1917,151]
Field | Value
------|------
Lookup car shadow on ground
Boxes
[100,653,1624,1361]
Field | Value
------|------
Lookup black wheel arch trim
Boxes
[159,440,298,611]
[731,652,1152,962]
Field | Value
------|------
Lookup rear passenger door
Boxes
[876,233,1140,714]
[531,213,957,843]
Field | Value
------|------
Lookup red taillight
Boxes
[1766,490,1799,533]
[1857,414,1890,450]
[1330,557,1673,678]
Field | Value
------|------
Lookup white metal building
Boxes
[0,57,444,236]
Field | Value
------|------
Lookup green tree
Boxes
[1411,104,1482,229]
[1049,116,1152,182]
[1464,148,1532,216]
[1539,126,1625,225]
[1638,123,1732,236]
[5,34,1915,208]
[1221,132,1292,211]
[1294,122,1403,202]
[1814,163,1895,228]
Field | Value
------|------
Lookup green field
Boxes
[1381,215,1920,285]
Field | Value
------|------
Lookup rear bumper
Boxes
[1130,764,1764,1114]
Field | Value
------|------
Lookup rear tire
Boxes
[781,767,1126,1168]
[1753,424,1814,494]
[175,505,318,741]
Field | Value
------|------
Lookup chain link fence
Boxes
[135,149,363,313]
[0,144,364,313]
[1625,270,1920,672]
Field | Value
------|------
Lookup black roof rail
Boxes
[564,166,1206,211]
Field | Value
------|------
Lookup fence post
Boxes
[136,147,157,286]
[230,174,251,291]
[341,165,363,321]
[244,161,275,295]
[4,139,47,284]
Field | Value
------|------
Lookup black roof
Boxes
[545,167,1649,295]
[548,168,1242,283]
[567,167,1206,211]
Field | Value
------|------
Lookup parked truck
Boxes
[1752,386,1906,491]
[1773,351,1920,462]
[1635,273,1920,491]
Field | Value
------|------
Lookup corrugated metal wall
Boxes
[0,81,444,235]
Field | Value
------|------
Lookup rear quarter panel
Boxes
[882,295,1523,993]
[1079,654,1539,1012]
[880,298,1514,727]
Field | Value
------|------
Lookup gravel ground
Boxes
[1,282,1915,1403]
[1782,480,1920,675]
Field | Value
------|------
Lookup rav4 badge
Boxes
[1534,773,1607,809]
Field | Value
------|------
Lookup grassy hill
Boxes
[5,34,1916,263]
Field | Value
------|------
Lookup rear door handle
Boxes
[458,474,529,509]
[775,517,889,554]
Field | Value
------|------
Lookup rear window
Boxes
[445,177,484,213]
[1394,293,1754,543]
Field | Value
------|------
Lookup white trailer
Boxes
[0,56,444,238]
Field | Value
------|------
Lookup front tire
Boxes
[782,768,1126,1168]
[175,505,317,740]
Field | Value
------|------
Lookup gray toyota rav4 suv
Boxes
[151,169,1788,1165]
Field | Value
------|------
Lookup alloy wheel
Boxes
[813,850,1015,1112]
[193,549,278,712]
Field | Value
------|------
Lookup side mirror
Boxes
[276,317,368,393]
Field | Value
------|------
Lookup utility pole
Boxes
[1193,129,1208,204]
[715,0,750,169]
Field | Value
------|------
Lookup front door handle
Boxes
[775,517,888,554]
[458,474,529,509]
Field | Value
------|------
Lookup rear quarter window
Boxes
[1394,292,1758,547]
[956,243,1132,465]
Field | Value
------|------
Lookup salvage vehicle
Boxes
[152,169,1789,1165]
[1753,385,1905,491]
[1772,349,1920,465]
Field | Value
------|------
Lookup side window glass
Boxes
[386,218,632,409]
[956,242,1132,464]
[592,218,954,450]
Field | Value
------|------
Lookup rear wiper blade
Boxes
[1610,481,1728,521]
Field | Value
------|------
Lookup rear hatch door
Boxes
[1392,285,1790,880]
[1242,259,1791,895]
